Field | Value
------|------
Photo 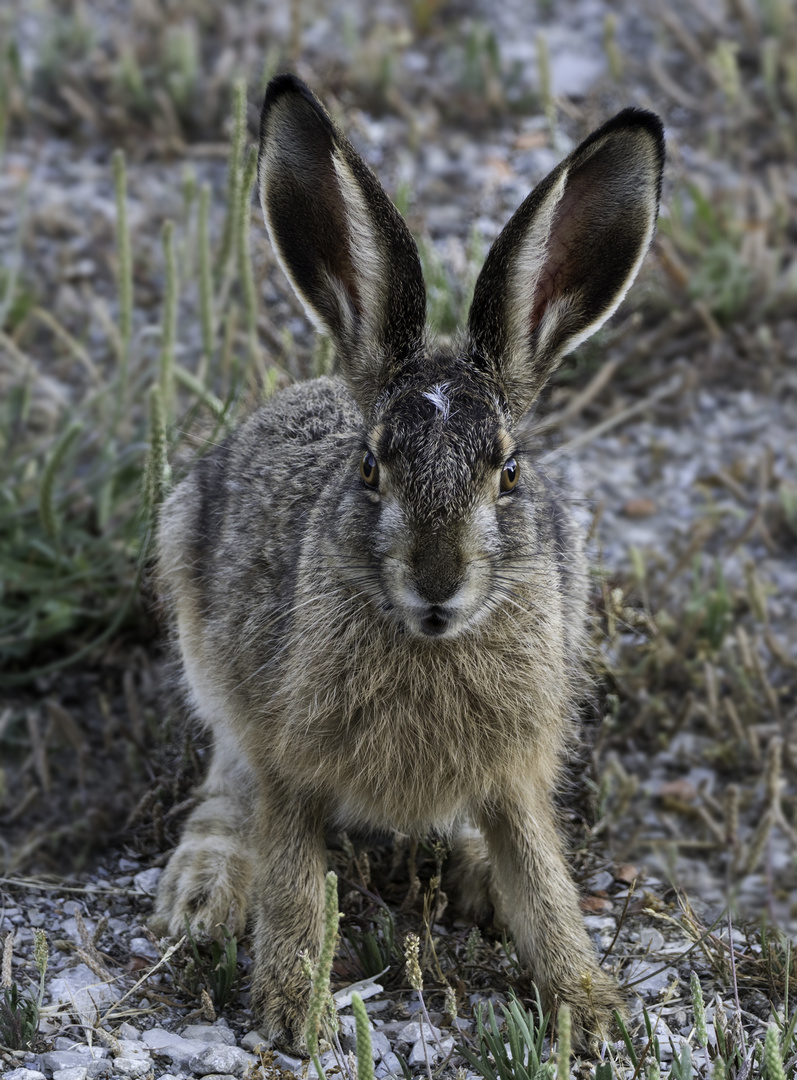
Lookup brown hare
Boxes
[151,74,665,1051]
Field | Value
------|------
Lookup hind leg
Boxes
[447,821,497,925]
[152,729,253,939]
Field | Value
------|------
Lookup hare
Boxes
[152,74,664,1051]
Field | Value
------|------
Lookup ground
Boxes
[0,1,795,1078]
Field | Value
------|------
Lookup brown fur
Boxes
[151,75,665,1052]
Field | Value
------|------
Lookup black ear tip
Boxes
[614,107,665,141]
[601,107,666,159]
[264,72,313,108]
[260,73,333,143]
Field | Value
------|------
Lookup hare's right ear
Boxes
[467,109,665,419]
[258,75,426,412]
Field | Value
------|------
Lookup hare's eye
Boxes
[500,458,519,493]
[360,450,380,489]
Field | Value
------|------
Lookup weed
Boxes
[306,871,341,1080]
[0,78,266,684]
[351,991,375,1080]
[345,908,397,979]
[687,558,734,654]
[184,919,239,1012]
[0,928,48,1051]
[457,990,554,1080]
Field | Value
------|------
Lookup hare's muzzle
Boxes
[419,605,450,637]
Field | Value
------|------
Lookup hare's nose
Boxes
[413,565,462,606]
[411,532,464,605]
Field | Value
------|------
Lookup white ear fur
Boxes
[257,148,392,342]
[503,169,569,373]
[330,153,390,340]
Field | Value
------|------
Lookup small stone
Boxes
[48,963,120,1024]
[133,868,162,895]
[332,977,384,1008]
[240,1030,267,1053]
[659,779,697,803]
[408,1035,454,1065]
[182,1024,237,1046]
[587,870,614,892]
[580,896,613,913]
[188,1044,257,1077]
[639,927,665,952]
[115,1040,151,1060]
[40,1051,107,1073]
[626,959,679,998]
[140,1028,209,1068]
[86,1064,112,1079]
[53,1069,88,1080]
[376,1053,402,1078]
[61,917,96,942]
[118,1022,141,1041]
[380,1020,440,1042]
[370,1031,391,1061]
[614,863,640,885]
[114,1058,151,1078]
[6,1071,47,1080]
[306,1050,337,1079]
[129,936,159,961]
[622,498,657,518]
[271,1050,304,1072]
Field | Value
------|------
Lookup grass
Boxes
[0,80,264,684]
[183,919,240,1013]
[0,927,47,1051]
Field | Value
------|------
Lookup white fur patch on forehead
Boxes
[422,382,451,421]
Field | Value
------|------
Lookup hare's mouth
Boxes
[419,605,450,637]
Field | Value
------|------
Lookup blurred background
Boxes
[0,0,795,965]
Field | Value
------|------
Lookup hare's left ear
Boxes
[258,74,427,414]
[466,109,665,419]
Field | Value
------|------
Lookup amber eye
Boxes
[360,450,380,489]
[500,457,519,493]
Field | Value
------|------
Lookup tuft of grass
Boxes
[306,871,342,1080]
[457,990,554,1080]
[0,928,48,1051]
[345,907,398,978]
[183,919,239,1012]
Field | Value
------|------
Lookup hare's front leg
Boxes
[152,733,253,939]
[249,779,327,1052]
[477,784,622,1047]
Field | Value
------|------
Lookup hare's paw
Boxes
[151,834,251,939]
[251,961,311,1054]
[552,967,624,1052]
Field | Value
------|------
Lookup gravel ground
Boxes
[1,0,796,1076]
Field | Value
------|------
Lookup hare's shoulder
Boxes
[160,376,359,600]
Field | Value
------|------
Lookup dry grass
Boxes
[0,0,796,1075]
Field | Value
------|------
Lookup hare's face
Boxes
[260,76,664,645]
[331,360,541,641]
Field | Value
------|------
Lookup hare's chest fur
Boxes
[261,581,572,833]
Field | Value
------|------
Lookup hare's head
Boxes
[258,75,664,640]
